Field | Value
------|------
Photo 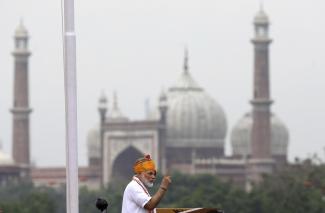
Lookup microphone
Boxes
[96,198,108,212]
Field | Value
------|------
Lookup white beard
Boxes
[144,181,154,188]
[140,174,154,188]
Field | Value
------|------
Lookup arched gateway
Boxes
[102,120,161,185]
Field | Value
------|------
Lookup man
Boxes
[122,154,171,213]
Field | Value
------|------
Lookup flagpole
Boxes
[61,0,79,212]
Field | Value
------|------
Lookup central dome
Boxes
[166,54,227,149]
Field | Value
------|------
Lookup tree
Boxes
[249,158,325,213]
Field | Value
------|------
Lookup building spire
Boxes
[169,46,202,91]
[113,91,119,111]
[99,90,107,105]
[11,22,32,166]
[259,0,264,12]
[183,47,189,74]
[250,7,273,159]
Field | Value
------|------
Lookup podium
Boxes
[156,208,223,213]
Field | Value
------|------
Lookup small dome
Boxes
[166,53,227,148]
[0,142,14,165]
[231,112,289,157]
[254,10,269,24]
[107,92,129,123]
[15,21,28,38]
[88,93,129,160]
[87,127,100,159]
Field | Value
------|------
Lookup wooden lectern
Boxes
[156,208,223,213]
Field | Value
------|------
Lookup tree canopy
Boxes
[1,158,325,213]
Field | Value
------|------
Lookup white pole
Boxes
[61,0,79,212]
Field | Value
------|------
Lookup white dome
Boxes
[15,21,28,38]
[254,10,269,24]
[87,127,100,159]
[231,112,289,156]
[0,143,14,165]
[166,68,227,148]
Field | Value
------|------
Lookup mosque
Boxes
[0,8,289,189]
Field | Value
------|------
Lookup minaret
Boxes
[246,8,275,186]
[98,92,108,188]
[158,90,168,174]
[250,8,273,159]
[11,21,32,166]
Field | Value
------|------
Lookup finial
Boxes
[113,90,118,110]
[159,87,167,101]
[99,90,107,104]
[259,0,264,12]
[144,98,150,119]
[15,18,28,37]
[20,18,23,26]
[17,17,26,30]
[183,46,189,74]
[159,87,168,110]
[98,90,108,117]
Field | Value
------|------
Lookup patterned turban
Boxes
[133,154,156,174]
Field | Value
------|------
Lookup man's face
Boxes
[140,170,156,188]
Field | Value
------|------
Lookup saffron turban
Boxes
[133,154,156,174]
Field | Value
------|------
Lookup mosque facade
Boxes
[87,9,289,187]
[1,8,289,189]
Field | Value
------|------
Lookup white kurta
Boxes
[121,176,156,213]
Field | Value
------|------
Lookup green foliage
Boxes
[79,184,124,213]
[249,159,325,213]
[0,181,64,213]
[1,157,325,213]
[159,173,225,208]
[153,172,249,213]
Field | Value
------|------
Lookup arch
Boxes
[110,146,142,183]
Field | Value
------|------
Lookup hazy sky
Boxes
[0,0,324,167]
